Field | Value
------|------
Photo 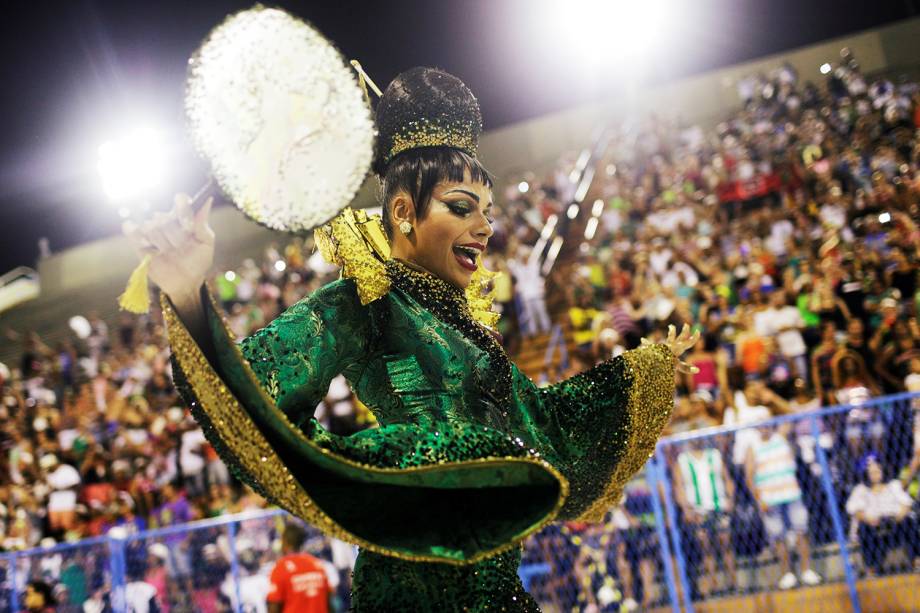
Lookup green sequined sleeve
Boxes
[513,343,676,522]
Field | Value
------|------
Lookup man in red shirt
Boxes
[267,524,332,613]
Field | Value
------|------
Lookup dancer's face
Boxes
[390,168,494,289]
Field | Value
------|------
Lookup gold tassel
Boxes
[118,254,152,314]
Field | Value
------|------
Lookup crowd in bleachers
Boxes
[1,49,919,610]
[510,53,920,610]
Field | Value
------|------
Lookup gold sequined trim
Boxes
[388,118,477,163]
[575,344,676,522]
[162,289,569,565]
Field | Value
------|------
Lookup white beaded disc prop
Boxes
[186,7,374,232]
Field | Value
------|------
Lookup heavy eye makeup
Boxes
[443,199,494,224]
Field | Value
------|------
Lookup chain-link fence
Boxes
[651,391,920,613]
[516,392,920,612]
[2,392,918,612]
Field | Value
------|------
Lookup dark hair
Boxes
[27,580,55,606]
[859,452,883,482]
[281,523,307,551]
[379,146,492,238]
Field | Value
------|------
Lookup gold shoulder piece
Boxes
[314,207,391,305]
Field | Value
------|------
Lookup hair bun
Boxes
[373,67,482,175]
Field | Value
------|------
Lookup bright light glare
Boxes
[591,199,605,217]
[878,212,891,224]
[584,216,599,240]
[224,271,236,281]
[819,63,832,75]
[518,181,530,193]
[274,260,287,272]
[544,0,674,67]
[540,214,559,240]
[97,125,167,202]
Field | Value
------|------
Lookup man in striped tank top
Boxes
[745,425,822,590]
[673,443,738,597]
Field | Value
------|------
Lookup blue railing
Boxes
[3,392,918,612]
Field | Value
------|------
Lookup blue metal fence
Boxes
[3,392,918,612]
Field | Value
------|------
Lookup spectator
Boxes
[846,453,919,574]
[507,246,551,337]
[745,424,822,589]
[23,580,56,613]
[267,524,331,613]
[611,475,658,611]
[811,322,841,404]
[220,545,270,613]
[788,380,831,471]
[43,454,80,534]
[145,544,170,613]
[673,441,738,597]
[568,292,602,356]
[754,290,808,379]
[834,350,884,457]
[125,566,161,613]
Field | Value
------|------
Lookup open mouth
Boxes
[452,245,480,272]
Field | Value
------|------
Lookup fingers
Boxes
[158,214,190,251]
[123,194,204,257]
[144,214,177,254]
[193,197,214,243]
[122,220,156,256]
[174,193,194,232]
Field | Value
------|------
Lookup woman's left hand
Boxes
[641,324,701,374]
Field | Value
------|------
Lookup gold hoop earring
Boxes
[398,221,412,235]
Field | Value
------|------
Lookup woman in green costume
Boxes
[126,67,698,611]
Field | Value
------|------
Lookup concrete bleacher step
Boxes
[510,327,579,381]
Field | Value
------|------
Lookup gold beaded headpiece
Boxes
[372,67,483,175]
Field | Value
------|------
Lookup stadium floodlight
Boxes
[97,125,167,203]
[542,0,675,68]
[820,63,832,75]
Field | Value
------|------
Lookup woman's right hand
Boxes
[122,193,215,301]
